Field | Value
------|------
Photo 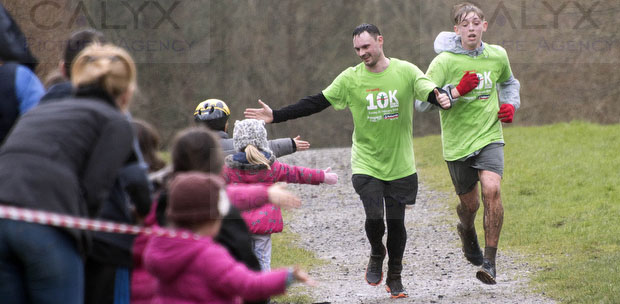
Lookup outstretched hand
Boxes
[293,266,317,287]
[323,167,338,185]
[293,135,310,151]
[244,99,274,123]
[267,184,301,209]
[434,88,452,110]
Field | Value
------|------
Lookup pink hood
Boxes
[144,233,288,304]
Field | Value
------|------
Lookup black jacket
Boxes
[0,90,134,252]
[0,63,18,142]
[39,81,73,104]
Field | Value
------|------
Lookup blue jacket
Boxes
[0,63,43,142]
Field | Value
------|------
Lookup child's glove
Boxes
[498,103,515,123]
[323,167,338,185]
[456,71,480,96]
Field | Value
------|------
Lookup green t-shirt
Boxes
[426,44,513,161]
[322,58,436,180]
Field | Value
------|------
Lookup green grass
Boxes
[415,121,620,303]
[270,219,326,304]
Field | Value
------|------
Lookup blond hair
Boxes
[244,144,271,170]
[452,2,485,25]
[71,44,137,104]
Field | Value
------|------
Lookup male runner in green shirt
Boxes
[245,24,478,298]
[419,2,521,285]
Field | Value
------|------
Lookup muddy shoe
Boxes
[385,278,408,299]
[364,248,385,286]
[457,223,483,266]
[476,259,497,285]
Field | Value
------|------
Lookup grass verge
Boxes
[415,121,620,303]
[270,219,326,304]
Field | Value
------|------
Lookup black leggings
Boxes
[352,173,418,267]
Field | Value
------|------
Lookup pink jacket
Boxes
[131,206,159,304]
[222,152,325,234]
[131,184,273,304]
[144,233,289,304]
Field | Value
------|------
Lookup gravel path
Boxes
[278,147,555,304]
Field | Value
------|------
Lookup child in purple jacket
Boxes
[144,172,314,304]
[222,119,338,271]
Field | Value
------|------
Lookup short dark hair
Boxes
[352,24,381,38]
[63,29,106,78]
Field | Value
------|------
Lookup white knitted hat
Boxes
[233,119,272,154]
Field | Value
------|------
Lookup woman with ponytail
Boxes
[0,43,137,304]
[222,119,339,271]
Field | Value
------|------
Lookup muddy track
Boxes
[278,148,555,304]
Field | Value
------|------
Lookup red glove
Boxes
[498,104,515,123]
[456,71,480,96]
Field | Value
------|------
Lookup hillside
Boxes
[5,0,619,146]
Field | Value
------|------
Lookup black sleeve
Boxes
[82,118,134,216]
[119,161,152,217]
[272,93,331,123]
[426,87,449,108]
[155,190,168,226]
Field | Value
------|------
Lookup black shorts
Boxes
[351,173,418,207]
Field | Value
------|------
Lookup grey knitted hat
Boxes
[233,119,272,154]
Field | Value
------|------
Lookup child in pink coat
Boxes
[132,127,302,304]
[144,172,314,304]
[222,119,338,271]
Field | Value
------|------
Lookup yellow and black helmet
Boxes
[194,99,231,131]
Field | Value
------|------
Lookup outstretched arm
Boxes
[226,183,301,211]
[244,93,331,123]
[292,135,310,151]
[244,99,274,123]
[272,162,325,185]
[268,135,310,158]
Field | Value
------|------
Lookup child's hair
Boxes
[171,127,224,175]
[71,43,136,104]
[63,29,106,78]
[244,145,271,170]
[452,2,485,25]
[232,119,273,169]
[132,119,166,172]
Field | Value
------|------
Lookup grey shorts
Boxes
[446,143,504,195]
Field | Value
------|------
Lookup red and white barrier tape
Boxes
[0,204,200,240]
